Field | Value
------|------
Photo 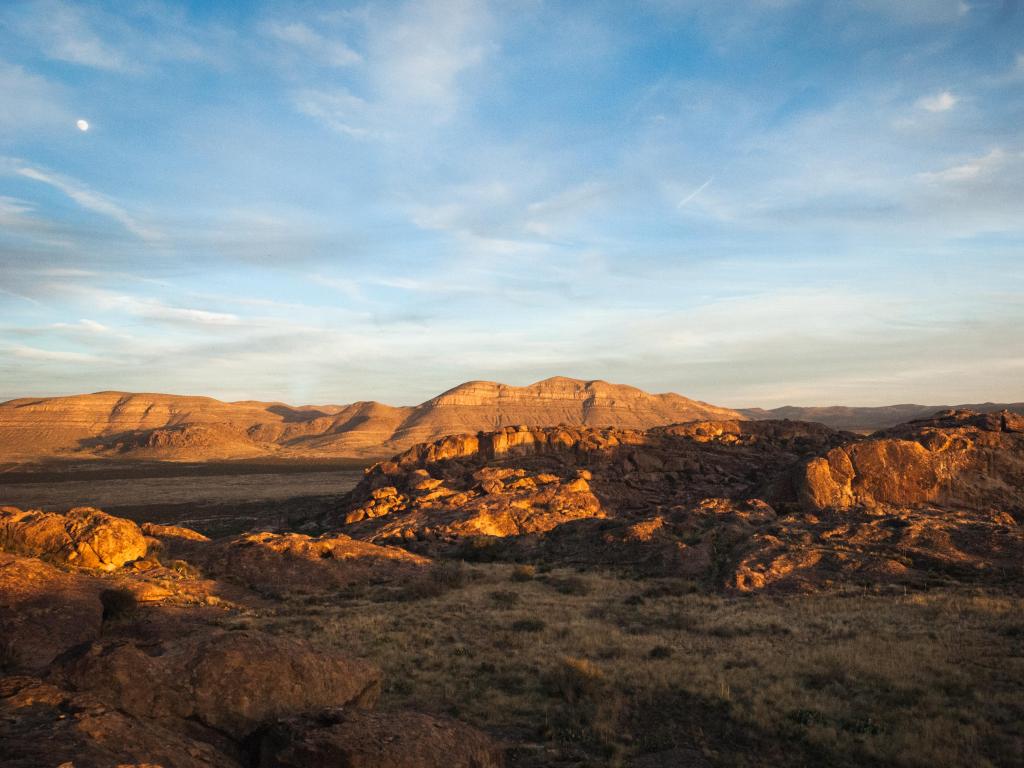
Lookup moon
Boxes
[76,119,89,132]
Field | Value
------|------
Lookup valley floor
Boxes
[0,460,366,537]
[232,563,1024,768]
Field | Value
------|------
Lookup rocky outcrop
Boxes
[799,410,1024,514]
[339,420,847,544]
[53,631,382,739]
[0,675,240,768]
[0,553,103,670]
[257,708,505,768]
[204,530,430,594]
[336,413,1024,592]
[0,506,147,570]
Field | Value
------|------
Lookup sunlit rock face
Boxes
[0,506,147,571]
[799,410,1024,513]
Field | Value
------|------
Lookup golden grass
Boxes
[224,566,1024,767]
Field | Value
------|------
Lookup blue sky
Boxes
[1,0,1022,407]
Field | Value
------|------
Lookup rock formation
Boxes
[334,413,1024,591]
[0,506,148,570]
[799,410,1024,512]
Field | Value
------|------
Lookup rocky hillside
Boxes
[0,378,742,462]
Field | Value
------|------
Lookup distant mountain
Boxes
[740,402,1024,432]
[0,377,743,462]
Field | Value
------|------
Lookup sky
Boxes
[1,0,1022,408]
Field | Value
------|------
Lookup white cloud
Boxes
[293,88,375,138]
[0,60,70,135]
[51,319,109,334]
[263,21,361,67]
[108,296,240,327]
[916,90,958,112]
[2,0,226,74]
[9,162,161,241]
[10,1,129,70]
[917,148,1014,183]
[291,0,493,137]
[9,345,98,363]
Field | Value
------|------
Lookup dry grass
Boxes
[227,564,1024,767]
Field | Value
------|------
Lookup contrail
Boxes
[677,176,714,208]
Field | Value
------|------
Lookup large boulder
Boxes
[0,506,147,570]
[0,675,240,768]
[204,531,429,594]
[257,708,505,768]
[0,552,103,671]
[53,630,382,738]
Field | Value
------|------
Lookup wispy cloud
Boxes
[262,21,361,67]
[287,0,493,137]
[917,148,1012,183]
[916,90,958,112]
[676,176,715,209]
[9,345,99,363]
[1,0,225,73]
[8,162,161,241]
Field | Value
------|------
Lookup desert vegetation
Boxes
[237,563,1024,767]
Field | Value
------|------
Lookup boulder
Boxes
[0,506,147,570]
[202,531,429,594]
[54,630,382,738]
[257,708,505,768]
[0,675,239,768]
[0,552,103,671]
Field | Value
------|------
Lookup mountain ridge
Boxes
[0,377,742,462]
[740,401,1024,432]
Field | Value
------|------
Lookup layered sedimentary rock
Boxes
[0,377,742,461]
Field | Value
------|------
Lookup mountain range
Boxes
[0,377,740,462]
[0,376,1019,462]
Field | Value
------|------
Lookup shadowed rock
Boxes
[0,675,240,768]
[257,708,505,768]
[0,553,103,671]
[52,630,382,739]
